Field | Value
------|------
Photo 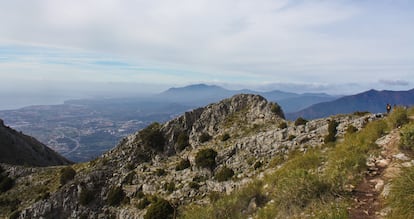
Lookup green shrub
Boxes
[346,125,358,134]
[388,166,414,218]
[107,186,125,206]
[254,161,263,169]
[155,168,166,176]
[144,198,174,219]
[195,148,217,170]
[79,188,94,206]
[175,159,191,171]
[123,171,136,185]
[189,182,200,190]
[215,166,234,182]
[294,117,308,126]
[353,111,370,116]
[139,122,165,151]
[163,182,175,193]
[60,166,76,185]
[324,120,339,143]
[278,122,287,129]
[192,175,207,182]
[0,176,13,193]
[388,107,409,128]
[270,102,283,116]
[400,123,414,151]
[221,133,230,142]
[9,210,20,219]
[176,132,190,151]
[199,133,212,143]
[137,196,151,209]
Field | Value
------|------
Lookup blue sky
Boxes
[1,0,413,98]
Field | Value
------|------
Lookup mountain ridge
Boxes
[287,88,414,120]
[0,119,72,167]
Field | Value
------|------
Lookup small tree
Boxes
[221,133,230,141]
[175,159,191,171]
[215,166,234,182]
[324,120,339,143]
[199,133,212,143]
[278,122,288,129]
[176,132,189,151]
[60,166,76,185]
[144,199,174,219]
[295,117,308,126]
[195,148,217,170]
[79,188,94,206]
[107,186,125,206]
[139,123,165,151]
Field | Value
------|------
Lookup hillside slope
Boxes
[1,95,413,218]
[0,119,72,166]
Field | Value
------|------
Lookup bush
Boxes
[139,122,165,151]
[195,148,217,170]
[189,182,200,190]
[270,103,283,116]
[199,133,212,143]
[163,182,175,193]
[155,168,166,176]
[278,122,287,129]
[175,159,191,171]
[176,132,190,151]
[9,210,20,219]
[254,161,263,169]
[294,117,308,126]
[60,166,76,185]
[0,176,14,193]
[288,135,296,141]
[123,172,135,185]
[107,186,125,206]
[221,133,230,142]
[324,120,339,143]
[353,111,370,116]
[144,198,174,219]
[215,166,234,182]
[137,196,151,209]
[388,166,414,218]
[79,188,94,206]
[400,123,414,151]
[346,125,358,134]
[388,107,409,128]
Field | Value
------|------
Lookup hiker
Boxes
[386,103,391,114]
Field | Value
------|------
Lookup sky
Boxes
[1,0,414,108]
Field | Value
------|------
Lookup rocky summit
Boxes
[1,94,411,219]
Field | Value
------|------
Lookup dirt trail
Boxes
[349,129,408,218]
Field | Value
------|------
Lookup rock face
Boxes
[9,94,379,218]
[0,119,72,166]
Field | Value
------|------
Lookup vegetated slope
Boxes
[287,88,414,120]
[3,94,413,219]
[0,119,72,166]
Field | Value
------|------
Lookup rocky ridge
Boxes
[1,94,382,218]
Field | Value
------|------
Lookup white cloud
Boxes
[0,0,413,92]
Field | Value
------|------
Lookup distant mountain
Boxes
[0,119,72,166]
[157,83,337,113]
[287,89,414,120]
